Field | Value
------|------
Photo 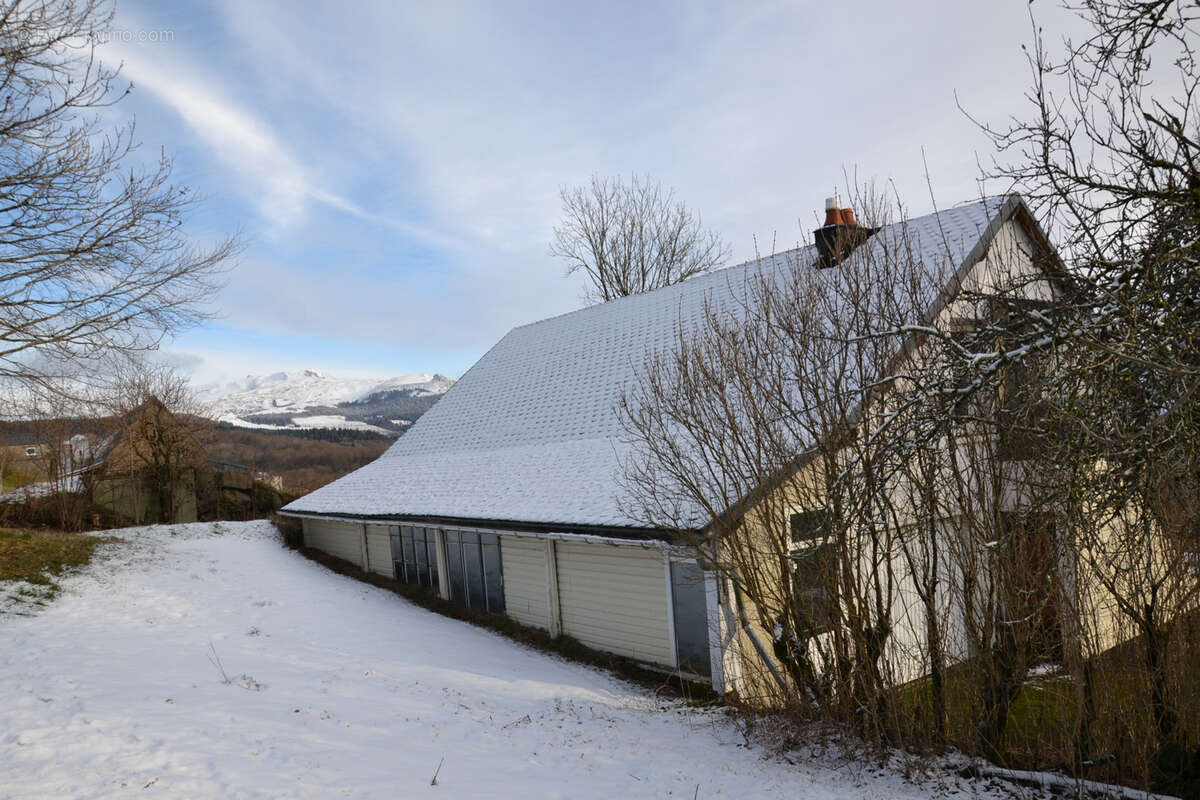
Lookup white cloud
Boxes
[102,40,358,230]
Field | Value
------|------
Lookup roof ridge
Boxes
[507,242,811,334]
[507,196,1006,334]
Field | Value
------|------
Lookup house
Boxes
[0,441,44,462]
[0,426,90,503]
[280,194,1062,695]
[0,429,50,489]
[90,398,207,525]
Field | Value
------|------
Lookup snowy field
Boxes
[0,521,1041,799]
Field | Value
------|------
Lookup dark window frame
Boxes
[393,525,438,588]
[442,529,505,615]
[787,510,838,636]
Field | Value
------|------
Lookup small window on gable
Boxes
[25,447,36,456]
[945,315,987,419]
[789,509,828,544]
[948,315,981,336]
[788,509,837,635]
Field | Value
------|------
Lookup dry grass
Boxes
[0,527,113,586]
[1,466,37,492]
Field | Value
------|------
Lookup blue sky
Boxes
[97,0,1080,385]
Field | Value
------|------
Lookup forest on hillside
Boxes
[207,425,393,495]
[2,416,393,498]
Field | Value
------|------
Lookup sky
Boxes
[95,0,1083,386]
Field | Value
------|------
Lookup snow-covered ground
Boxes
[0,474,84,505]
[0,521,1039,799]
[215,413,395,435]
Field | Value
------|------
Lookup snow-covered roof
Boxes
[283,197,1022,530]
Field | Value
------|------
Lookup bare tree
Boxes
[0,0,237,396]
[551,174,729,303]
[967,3,1200,788]
[614,2,1198,789]
[618,188,958,737]
[617,180,1077,769]
[99,358,211,524]
[10,370,103,529]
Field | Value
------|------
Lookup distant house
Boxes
[281,195,1063,694]
[0,429,48,482]
[0,427,83,502]
[90,398,207,525]
[1,442,42,461]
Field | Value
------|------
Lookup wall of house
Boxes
[172,469,199,524]
[92,469,197,525]
[499,536,550,631]
[92,474,149,525]
[1070,489,1200,660]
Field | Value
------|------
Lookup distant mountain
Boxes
[197,369,454,434]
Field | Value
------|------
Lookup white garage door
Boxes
[555,541,673,667]
[364,524,394,577]
[500,537,549,630]
[303,518,362,567]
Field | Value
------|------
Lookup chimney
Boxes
[823,195,842,227]
[814,196,874,268]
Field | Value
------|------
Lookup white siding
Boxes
[365,524,394,578]
[555,541,673,666]
[500,537,549,630]
[302,518,364,567]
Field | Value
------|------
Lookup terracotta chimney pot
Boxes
[823,196,841,227]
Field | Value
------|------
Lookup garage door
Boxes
[500,537,549,630]
[555,542,673,666]
[303,518,362,566]
[364,524,394,578]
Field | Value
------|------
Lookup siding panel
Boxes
[365,524,394,577]
[555,542,672,666]
[302,518,363,567]
[500,537,549,630]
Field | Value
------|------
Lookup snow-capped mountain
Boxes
[196,369,453,434]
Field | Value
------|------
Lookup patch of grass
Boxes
[0,528,114,598]
[897,652,1200,796]
[1,467,37,492]
[897,665,1081,767]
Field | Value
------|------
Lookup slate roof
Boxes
[283,196,1021,531]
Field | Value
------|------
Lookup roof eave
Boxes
[278,507,693,542]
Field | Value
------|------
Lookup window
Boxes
[788,510,837,635]
[997,354,1052,460]
[24,447,36,456]
[444,529,466,603]
[443,529,505,615]
[789,509,828,545]
[391,526,439,588]
[1000,513,1062,661]
[480,533,504,613]
[389,525,505,614]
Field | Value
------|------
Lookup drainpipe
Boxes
[359,524,370,572]
[434,529,451,601]
[544,539,562,637]
[731,582,790,697]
